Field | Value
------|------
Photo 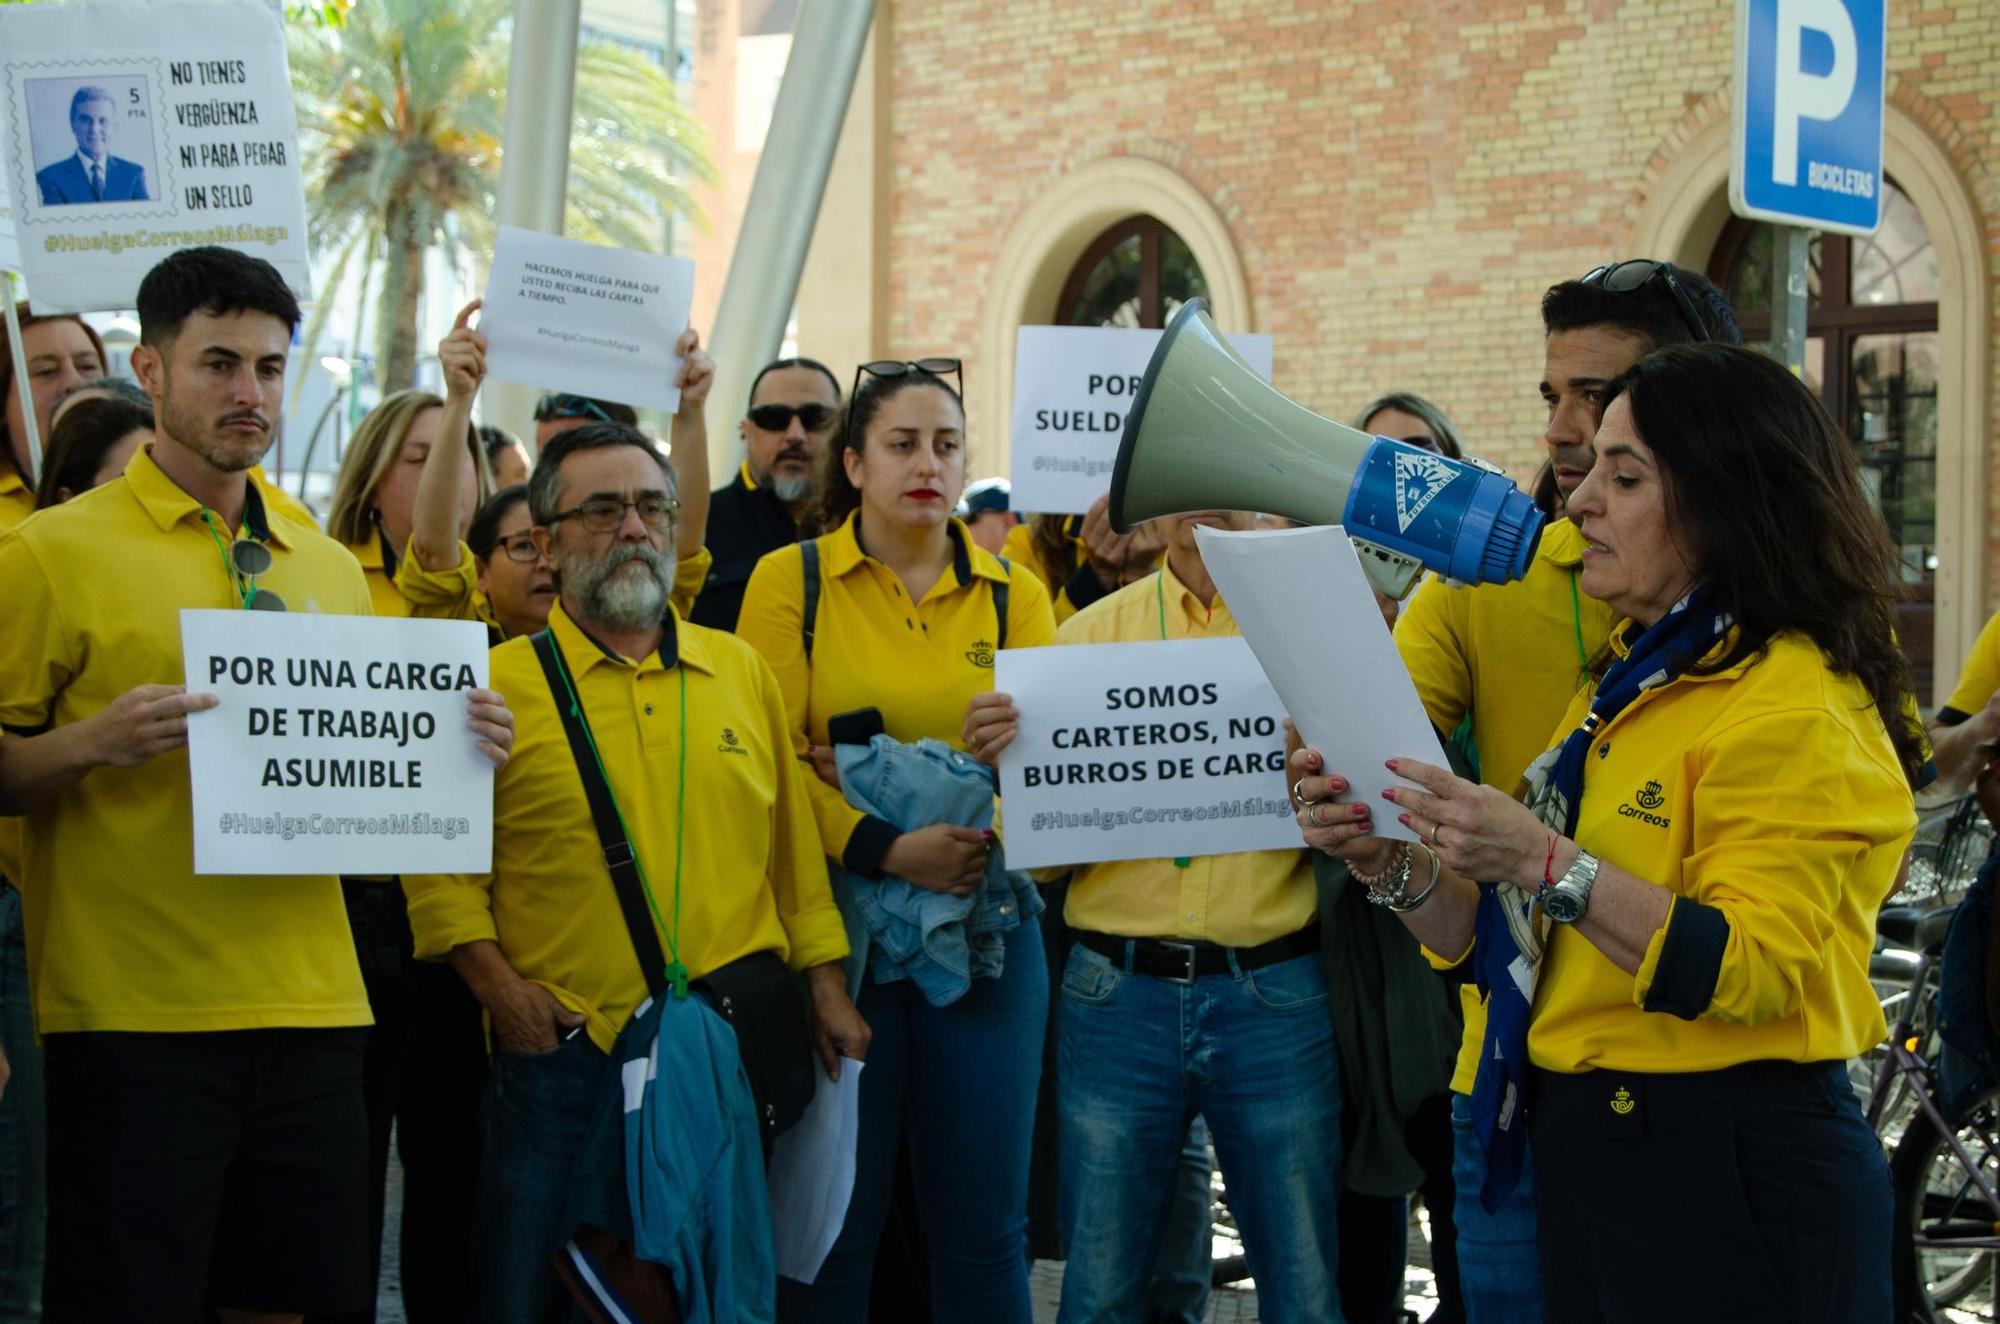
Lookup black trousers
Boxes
[1527,1059,1890,1324]
[313,880,488,1324]
[1338,1090,1463,1324]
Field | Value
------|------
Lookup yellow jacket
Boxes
[1501,627,1916,1074]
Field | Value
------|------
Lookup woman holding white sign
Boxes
[738,359,1056,1323]
[1290,343,1923,1324]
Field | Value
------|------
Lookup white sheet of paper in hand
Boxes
[767,1057,864,1284]
[480,225,694,413]
[1193,525,1443,843]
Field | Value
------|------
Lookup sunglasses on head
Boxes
[746,402,838,434]
[844,358,964,438]
[1579,260,1712,345]
[533,393,614,423]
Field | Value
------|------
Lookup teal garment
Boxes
[562,992,775,1323]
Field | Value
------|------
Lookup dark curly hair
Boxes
[1603,342,1926,787]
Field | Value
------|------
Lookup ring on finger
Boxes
[1292,777,1310,806]
[1306,801,1326,828]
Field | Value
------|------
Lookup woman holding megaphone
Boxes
[1290,342,1924,1324]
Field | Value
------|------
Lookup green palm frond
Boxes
[288,0,709,391]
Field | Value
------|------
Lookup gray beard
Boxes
[561,542,676,633]
[769,471,812,504]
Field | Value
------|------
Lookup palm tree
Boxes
[288,0,715,393]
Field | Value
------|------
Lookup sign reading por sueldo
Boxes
[1730,0,1886,236]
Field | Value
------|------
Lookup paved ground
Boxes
[375,1140,1447,1323]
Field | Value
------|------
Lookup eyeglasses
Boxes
[1579,260,1712,345]
[546,494,681,533]
[534,393,614,423]
[746,402,838,434]
[845,358,964,440]
[486,531,542,564]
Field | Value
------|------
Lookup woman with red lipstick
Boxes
[1292,343,1925,1324]
[738,359,1056,1324]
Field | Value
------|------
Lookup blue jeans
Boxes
[471,1034,612,1324]
[0,889,43,1324]
[1449,1092,1542,1323]
[1143,1117,1213,1324]
[779,918,1046,1323]
[1057,945,1345,1323]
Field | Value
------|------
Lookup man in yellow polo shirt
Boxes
[1034,508,1344,1322]
[0,247,513,1324]
[402,421,865,1322]
[1383,261,1739,1319]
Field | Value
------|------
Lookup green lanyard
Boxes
[199,507,265,610]
[1567,568,1590,677]
[1155,572,1191,870]
[548,640,691,998]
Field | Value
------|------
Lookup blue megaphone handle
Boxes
[1341,438,1545,586]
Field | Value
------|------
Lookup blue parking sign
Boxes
[1731,0,1885,235]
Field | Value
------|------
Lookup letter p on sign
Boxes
[1729,0,1884,236]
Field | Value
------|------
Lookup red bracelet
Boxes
[1540,834,1559,894]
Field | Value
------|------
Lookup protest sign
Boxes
[481,225,696,414]
[994,636,1299,870]
[1194,525,1445,843]
[1010,325,1274,515]
[182,610,493,876]
[0,0,310,312]
[0,170,17,273]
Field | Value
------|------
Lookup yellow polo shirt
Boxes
[1943,610,2000,720]
[1003,518,1116,627]
[0,465,34,533]
[250,465,317,529]
[1394,517,1618,1093]
[1050,564,1317,948]
[0,446,374,1034]
[1515,627,1914,1073]
[736,513,1056,872]
[403,601,846,1052]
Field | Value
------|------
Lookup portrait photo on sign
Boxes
[25,73,157,208]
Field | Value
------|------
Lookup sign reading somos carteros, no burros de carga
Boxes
[182,611,493,876]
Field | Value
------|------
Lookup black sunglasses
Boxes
[229,539,285,610]
[1579,260,1711,344]
[746,402,839,434]
[533,393,614,423]
[844,358,964,439]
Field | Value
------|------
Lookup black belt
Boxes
[1072,923,1321,984]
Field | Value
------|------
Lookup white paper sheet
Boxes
[1193,525,1445,842]
[480,225,695,413]
[767,1056,864,1285]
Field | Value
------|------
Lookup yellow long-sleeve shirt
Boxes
[403,601,846,1052]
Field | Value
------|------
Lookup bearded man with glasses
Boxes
[691,357,844,632]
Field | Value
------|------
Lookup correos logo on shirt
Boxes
[717,726,750,756]
[1618,779,1671,828]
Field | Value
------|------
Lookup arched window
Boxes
[1055,215,1209,328]
[1709,180,1941,695]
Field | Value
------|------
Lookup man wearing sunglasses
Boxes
[689,356,842,633]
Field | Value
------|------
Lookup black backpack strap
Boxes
[530,630,666,998]
[800,538,821,661]
[994,556,1010,651]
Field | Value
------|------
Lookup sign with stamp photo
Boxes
[0,0,310,310]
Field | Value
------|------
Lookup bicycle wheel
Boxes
[1892,1085,2000,1321]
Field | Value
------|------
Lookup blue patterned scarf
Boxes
[1468,584,1728,1211]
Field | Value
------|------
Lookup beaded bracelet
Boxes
[1349,842,1411,890]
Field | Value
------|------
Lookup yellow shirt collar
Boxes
[1603,613,1748,682]
[548,598,716,677]
[1538,516,1588,569]
[126,445,292,548]
[739,461,760,492]
[820,511,1009,588]
[1157,556,1235,634]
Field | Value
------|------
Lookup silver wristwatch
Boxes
[1541,848,1600,924]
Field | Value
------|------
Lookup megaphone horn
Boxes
[1109,298,1544,594]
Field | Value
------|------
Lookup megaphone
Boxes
[1110,298,1544,597]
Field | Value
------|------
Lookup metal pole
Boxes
[2,272,41,487]
[705,0,876,474]
[490,0,583,449]
[1770,224,1810,377]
